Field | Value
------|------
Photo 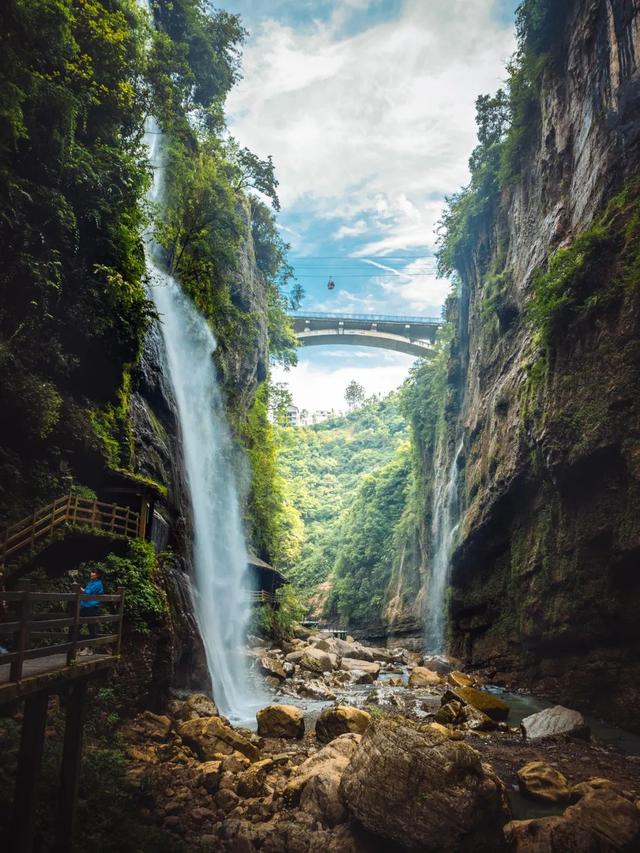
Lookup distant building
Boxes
[311,409,336,424]
[283,404,300,427]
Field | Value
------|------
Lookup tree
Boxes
[345,381,366,410]
[268,382,293,426]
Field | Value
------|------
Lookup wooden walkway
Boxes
[0,492,142,567]
[0,652,117,704]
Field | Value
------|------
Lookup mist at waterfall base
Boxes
[425,440,464,654]
[141,117,264,723]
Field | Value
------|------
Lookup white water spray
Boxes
[141,116,261,722]
[425,439,463,653]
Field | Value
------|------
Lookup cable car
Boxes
[327,277,335,290]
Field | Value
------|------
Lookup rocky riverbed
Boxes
[120,630,640,851]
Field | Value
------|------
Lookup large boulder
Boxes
[408,666,444,688]
[300,647,339,674]
[521,705,590,742]
[504,788,640,851]
[170,692,219,722]
[315,705,372,743]
[448,671,474,688]
[285,733,362,826]
[516,761,572,804]
[256,704,305,739]
[176,716,259,762]
[340,717,510,852]
[339,658,381,678]
[444,687,509,722]
[258,655,287,681]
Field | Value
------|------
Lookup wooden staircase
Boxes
[0,493,141,567]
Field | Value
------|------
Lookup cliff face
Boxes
[445,0,640,729]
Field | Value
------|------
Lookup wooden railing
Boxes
[248,590,277,605]
[0,494,141,566]
[0,583,125,682]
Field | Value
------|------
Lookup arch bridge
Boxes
[289,311,440,357]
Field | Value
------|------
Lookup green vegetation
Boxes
[251,584,306,641]
[79,539,167,635]
[437,1,569,280]
[275,393,408,606]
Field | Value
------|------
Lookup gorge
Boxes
[0,0,639,851]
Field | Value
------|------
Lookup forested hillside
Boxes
[276,393,411,625]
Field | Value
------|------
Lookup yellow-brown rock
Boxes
[517,761,572,804]
[408,666,443,688]
[427,722,463,741]
[237,758,274,798]
[448,671,474,688]
[446,687,509,722]
[315,705,372,743]
[176,716,259,762]
[256,704,305,739]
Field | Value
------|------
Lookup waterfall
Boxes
[140,116,261,723]
[425,438,463,653]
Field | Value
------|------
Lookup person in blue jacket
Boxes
[72,568,104,650]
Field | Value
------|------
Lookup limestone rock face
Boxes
[286,733,362,827]
[517,761,572,804]
[315,705,372,743]
[258,655,287,681]
[339,717,511,852]
[176,716,259,762]
[339,658,380,678]
[521,705,590,742]
[300,647,338,674]
[504,788,640,852]
[445,687,509,722]
[256,704,305,739]
[408,666,443,688]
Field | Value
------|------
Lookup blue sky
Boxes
[224,0,519,412]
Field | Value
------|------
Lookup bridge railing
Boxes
[0,582,125,682]
[290,311,441,324]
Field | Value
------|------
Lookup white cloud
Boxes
[272,350,416,411]
[228,0,515,248]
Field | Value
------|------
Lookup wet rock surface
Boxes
[118,638,640,851]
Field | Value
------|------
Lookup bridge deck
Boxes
[0,652,117,704]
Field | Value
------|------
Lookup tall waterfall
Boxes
[141,117,260,722]
[425,439,463,653]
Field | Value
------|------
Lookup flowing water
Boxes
[425,439,463,653]
[141,115,262,723]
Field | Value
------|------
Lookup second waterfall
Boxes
[141,117,261,722]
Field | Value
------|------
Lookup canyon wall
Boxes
[445,0,640,729]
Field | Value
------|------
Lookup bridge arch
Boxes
[289,312,440,358]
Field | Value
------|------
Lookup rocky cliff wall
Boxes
[445,0,640,729]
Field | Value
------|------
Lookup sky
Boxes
[224,0,519,412]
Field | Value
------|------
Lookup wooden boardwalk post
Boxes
[55,681,88,853]
[11,690,49,853]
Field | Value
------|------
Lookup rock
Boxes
[408,666,443,688]
[285,649,306,663]
[571,777,618,799]
[300,647,338,673]
[521,705,590,742]
[197,760,222,793]
[517,761,572,804]
[258,655,286,681]
[315,706,372,743]
[504,788,640,852]
[350,670,375,685]
[285,733,362,826]
[339,658,380,678]
[340,717,510,852]
[444,687,509,722]
[289,679,337,701]
[256,704,305,739]
[283,661,296,677]
[221,752,251,774]
[237,758,274,798]
[125,710,172,741]
[435,700,466,725]
[176,716,260,762]
[215,788,239,813]
[427,722,464,740]
[449,670,474,688]
[463,705,498,732]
